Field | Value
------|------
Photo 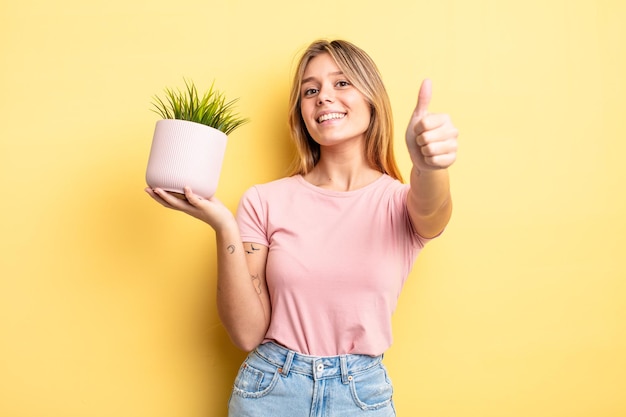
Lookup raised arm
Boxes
[146,186,271,351]
[404,79,459,238]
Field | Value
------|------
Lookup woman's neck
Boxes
[303,155,382,192]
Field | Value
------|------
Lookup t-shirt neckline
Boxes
[294,173,389,197]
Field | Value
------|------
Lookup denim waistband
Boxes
[253,342,383,383]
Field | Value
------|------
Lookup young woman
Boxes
[146,39,458,416]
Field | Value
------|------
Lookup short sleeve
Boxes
[236,186,269,246]
[390,183,438,249]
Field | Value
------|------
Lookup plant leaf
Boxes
[150,79,248,135]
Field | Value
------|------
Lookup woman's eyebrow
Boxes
[302,71,344,84]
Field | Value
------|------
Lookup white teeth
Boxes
[318,113,345,123]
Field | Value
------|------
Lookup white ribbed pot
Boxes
[146,119,227,199]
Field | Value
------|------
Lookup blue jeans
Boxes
[228,342,396,417]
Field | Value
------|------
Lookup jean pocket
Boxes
[232,358,280,399]
[349,365,394,410]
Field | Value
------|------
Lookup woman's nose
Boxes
[317,85,334,104]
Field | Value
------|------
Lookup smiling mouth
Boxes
[317,112,346,123]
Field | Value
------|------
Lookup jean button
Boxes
[317,363,324,372]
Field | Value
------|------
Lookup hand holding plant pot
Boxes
[146,79,248,199]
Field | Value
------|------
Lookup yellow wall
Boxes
[1,1,624,416]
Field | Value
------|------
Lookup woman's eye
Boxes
[336,80,351,87]
[303,88,318,97]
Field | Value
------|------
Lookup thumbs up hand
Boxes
[405,79,458,172]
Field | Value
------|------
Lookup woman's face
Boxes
[299,53,371,149]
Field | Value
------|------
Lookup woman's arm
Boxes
[404,79,458,238]
[146,186,270,351]
[215,233,271,351]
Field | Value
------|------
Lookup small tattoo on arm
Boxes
[251,274,262,295]
[227,244,235,254]
[245,244,261,255]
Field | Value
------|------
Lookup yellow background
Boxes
[1,0,624,416]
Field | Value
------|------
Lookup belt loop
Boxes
[280,350,295,377]
[340,355,349,384]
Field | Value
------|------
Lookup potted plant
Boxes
[145,79,248,199]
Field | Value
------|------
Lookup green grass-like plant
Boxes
[151,79,248,135]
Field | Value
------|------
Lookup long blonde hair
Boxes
[287,39,403,182]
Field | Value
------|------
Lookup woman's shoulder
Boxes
[250,175,301,192]
[372,174,409,195]
[240,175,301,202]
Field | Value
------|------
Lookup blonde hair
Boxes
[287,39,403,182]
